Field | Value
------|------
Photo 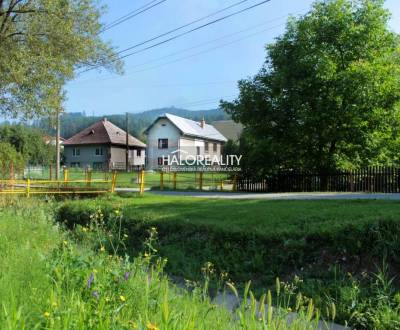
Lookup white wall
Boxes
[146,118,181,169]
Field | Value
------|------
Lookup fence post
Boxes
[63,168,68,187]
[220,179,224,191]
[232,175,237,192]
[111,171,117,193]
[140,169,145,195]
[49,164,52,181]
[160,171,164,190]
[173,172,177,190]
[26,178,30,198]
[87,169,92,187]
[199,172,203,190]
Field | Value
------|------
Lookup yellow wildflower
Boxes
[100,246,105,252]
[120,295,126,302]
[43,312,50,318]
[82,227,88,232]
[146,322,159,330]
[63,240,68,246]
[115,209,120,215]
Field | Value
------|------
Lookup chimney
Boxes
[200,117,205,129]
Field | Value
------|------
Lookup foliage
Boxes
[0,198,324,329]
[0,0,122,119]
[57,194,400,328]
[221,0,400,175]
[0,124,55,165]
[0,141,25,178]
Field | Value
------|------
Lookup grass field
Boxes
[0,197,324,329]
[60,193,400,235]
[23,168,232,190]
[58,194,400,329]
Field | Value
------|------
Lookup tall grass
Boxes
[0,197,324,329]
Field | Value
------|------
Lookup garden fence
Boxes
[237,167,400,193]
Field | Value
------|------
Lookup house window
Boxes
[95,147,103,156]
[205,142,209,153]
[137,149,142,157]
[158,139,168,149]
[196,146,200,155]
[72,148,80,157]
[213,143,217,152]
[70,162,80,168]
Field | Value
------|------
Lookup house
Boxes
[211,120,243,142]
[144,113,227,170]
[42,134,66,147]
[63,118,146,170]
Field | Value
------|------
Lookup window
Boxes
[95,147,103,156]
[70,162,80,168]
[196,146,200,155]
[205,142,209,153]
[158,139,168,149]
[213,143,217,152]
[137,149,142,157]
[72,148,80,157]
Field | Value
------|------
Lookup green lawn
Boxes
[0,197,323,329]
[57,194,400,328]
[24,168,231,190]
[77,193,400,236]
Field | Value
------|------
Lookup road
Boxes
[115,188,400,200]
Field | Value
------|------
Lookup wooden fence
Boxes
[237,167,400,193]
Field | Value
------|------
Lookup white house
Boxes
[144,113,228,170]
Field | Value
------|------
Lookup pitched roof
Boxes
[146,113,227,142]
[63,119,146,148]
[211,120,243,142]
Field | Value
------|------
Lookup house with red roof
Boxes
[63,118,146,171]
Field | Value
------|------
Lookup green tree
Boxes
[222,0,400,176]
[0,0,122,118]
[0,124,55,165]
[0,142,25,178]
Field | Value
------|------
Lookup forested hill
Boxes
[32,108,230,140]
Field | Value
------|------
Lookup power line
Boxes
[79,0,272,74]
[114,0,253,56]
[100,0,167,33]
[72,15,290,85]
[115,0,272,60]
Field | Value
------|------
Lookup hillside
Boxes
[32,107,230,140]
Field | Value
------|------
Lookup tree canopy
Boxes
[0,0,122,119]
[0,124,55,165]
[222,0,400,175]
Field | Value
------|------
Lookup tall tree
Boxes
[222,0,400,176]
[0,0,122,119]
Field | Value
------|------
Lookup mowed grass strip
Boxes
[94,194,400,236]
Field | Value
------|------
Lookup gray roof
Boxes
[146,113,227,142]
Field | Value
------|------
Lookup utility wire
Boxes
[72,15,289,85]
[114,0,253,56]
[100,0,167,33]
[79,0,271,74]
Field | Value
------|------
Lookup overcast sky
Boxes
[64,0,400,116]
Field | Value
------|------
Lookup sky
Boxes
[65,0,400,116]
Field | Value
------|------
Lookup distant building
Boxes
[42,134,66,147]
[144,113,227,170]
[211,120,243,142]
[63,118,146,170]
